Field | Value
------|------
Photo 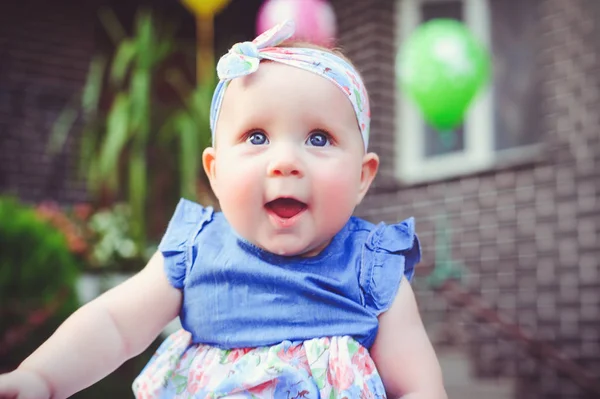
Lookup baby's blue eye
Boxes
[248,132,268,145]
[307,132,330,147]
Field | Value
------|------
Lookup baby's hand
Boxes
[0,369,51,399]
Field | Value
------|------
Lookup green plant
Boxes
[86,203,154,271]
[35,201,153,272]
[50,7,216,252]
[0,197,81,370]
[160,69,215,201]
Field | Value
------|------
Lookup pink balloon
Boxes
[256,0,337,46]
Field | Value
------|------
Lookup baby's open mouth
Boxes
[265,198,307,219]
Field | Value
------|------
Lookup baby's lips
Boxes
[265,198,307,219]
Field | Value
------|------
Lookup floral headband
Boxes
[210,19,371,150]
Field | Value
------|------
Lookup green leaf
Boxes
[171,374,188,394]
[110,40,137,86]
[190,84,210,122]
[85,156,101,195]
[347,339,359,357]
[132,70,151,134]
[135,10,154,70]
[178,113,199,199]
[312,368,327,389]
[82,55,107,117]
[157,112,179,144]
[128,147,146,249]
[47,55,106,156]
[154,39,173,65]
[97,7,127,46]
[78,125,99,178]
[47,105,78,155]
[99,93,130,188]
[219,350,232,364]
[153,20,177,64]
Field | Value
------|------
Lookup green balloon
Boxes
[397,19,491,132]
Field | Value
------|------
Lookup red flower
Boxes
[225,347,252,363]
[327,361,355,392]
[351,346,376,377]
[277,344,310,373]
[247,379,278,396]
[187,368,211,394]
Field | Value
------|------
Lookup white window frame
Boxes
[394,0,542,184]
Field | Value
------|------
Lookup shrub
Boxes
[0,197,81,371]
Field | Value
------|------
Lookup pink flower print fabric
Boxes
[132,329,387,398]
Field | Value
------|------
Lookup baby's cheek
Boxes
[324,165,360,190]
[221,173,258,204]
[215,158,262,209]
[317,172,359,208]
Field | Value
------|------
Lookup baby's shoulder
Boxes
[348,215,420,315]
[345,215,417,249]
[164,198,230,235]
[158,199,231,288]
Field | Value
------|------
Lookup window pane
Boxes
[424,125,465,157]
[422,1,463,22]
[491,0,542,150]
[421,1,466,157]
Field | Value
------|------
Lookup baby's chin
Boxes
[260,238,331,258]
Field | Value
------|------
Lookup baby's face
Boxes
[203,63,378,257]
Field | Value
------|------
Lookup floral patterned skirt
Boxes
[132,329,387,399]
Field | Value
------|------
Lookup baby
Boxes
[0,20,446,399]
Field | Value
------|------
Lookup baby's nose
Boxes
[267,148,303,177]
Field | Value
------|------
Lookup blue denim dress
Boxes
[133,199,420,399]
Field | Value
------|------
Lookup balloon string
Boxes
[197,15,215,83]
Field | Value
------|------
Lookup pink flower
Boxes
[351,346,376,377]
[187,368,211,394]
[247,379,279,396]
[187,382,200,395]
[327,361,355,392]
[225,348,252,363]
[265,47,295,55]
[360,382,375,399]
[346,71,360,88]
[277,344,310,373]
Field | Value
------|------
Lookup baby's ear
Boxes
[357,152,379,204]
[202,147,219,198]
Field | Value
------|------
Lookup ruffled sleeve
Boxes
[359,217,421,316]
[158,198,214,289]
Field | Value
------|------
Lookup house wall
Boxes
[0,1,97,203]
[330,0,600,398]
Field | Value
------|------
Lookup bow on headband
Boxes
[210,20,371,150]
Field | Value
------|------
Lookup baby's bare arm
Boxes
[370,278,447,399]
[0,251,181,399]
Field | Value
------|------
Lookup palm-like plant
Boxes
[160,69,214,204]
[50,7,215,252]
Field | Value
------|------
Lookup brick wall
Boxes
[331,0,600,398]
[329,0,399,192]
[0,0,264,206]
[0,0,98,203]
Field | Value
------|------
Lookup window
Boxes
[395,0,542,184]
